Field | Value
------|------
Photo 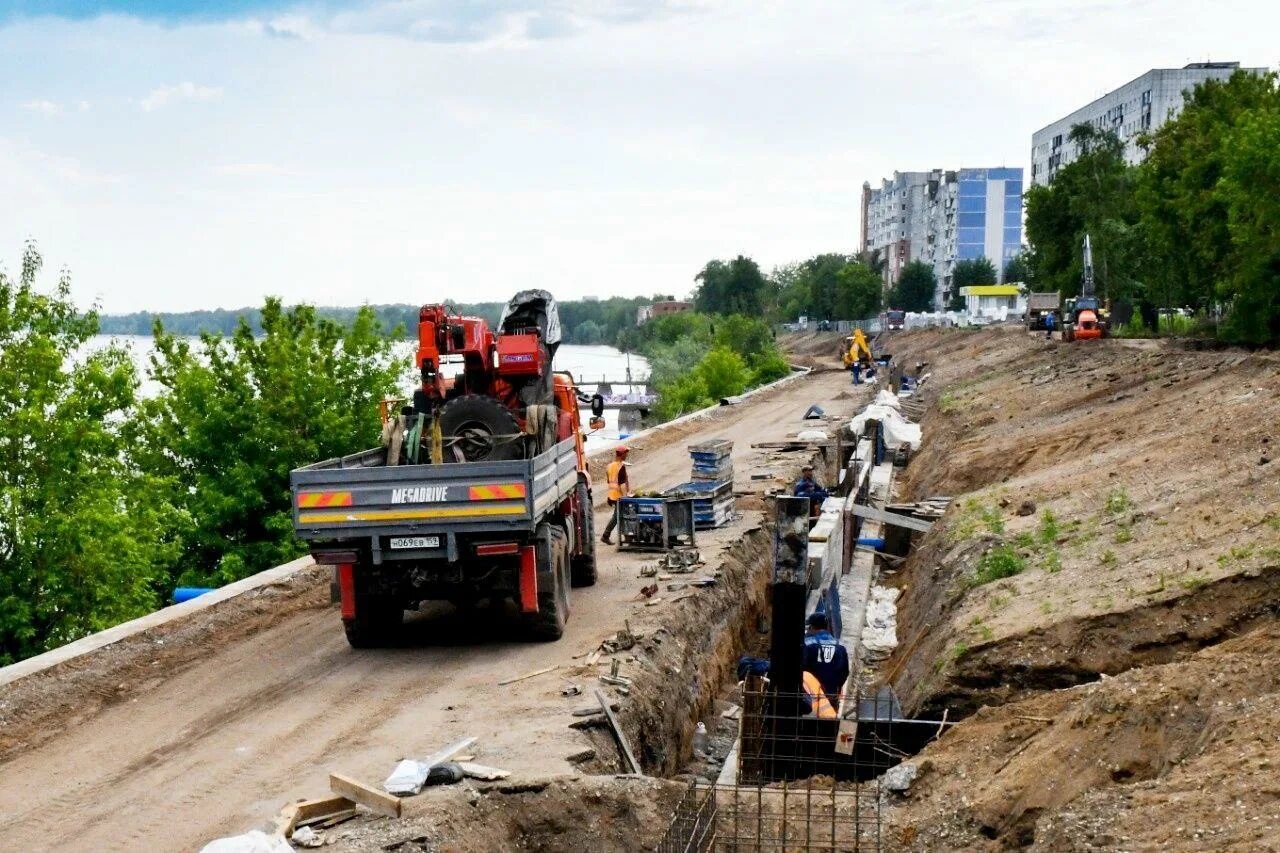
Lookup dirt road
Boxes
[0,365,861,851]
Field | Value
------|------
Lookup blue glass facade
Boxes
[954,167,1024,274]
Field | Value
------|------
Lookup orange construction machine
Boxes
[291,290,601,647]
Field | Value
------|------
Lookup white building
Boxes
[862,168,1024,309]
[1030,62,1266,186]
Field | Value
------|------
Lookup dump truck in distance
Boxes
[290,290,599,647]
[1025,292,1061,331]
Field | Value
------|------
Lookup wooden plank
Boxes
[595,688,642,775]
[273,795,359,837]
[850,502,934,533]
[498,664,557,686]
[330,773,402,818]
[458,762,511,781]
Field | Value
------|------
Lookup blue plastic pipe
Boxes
[173,587,214,604]
[856,537,886,550]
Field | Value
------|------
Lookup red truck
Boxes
[290,291,599,646]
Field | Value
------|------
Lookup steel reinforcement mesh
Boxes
[659,684,895,852]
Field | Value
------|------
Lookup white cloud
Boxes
[216,162,297,178]
[139,82,223,112]
[21,99,63,115]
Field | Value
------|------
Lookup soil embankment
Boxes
[875,326,1280,849]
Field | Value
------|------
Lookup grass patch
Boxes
[1036,509,1059,545]
[968,546,1026,588]
[1040,548,1062,573]
[938,391,958,413]
[1114,525,1132,544]
[1217,545,1257,568]
[949,498,1005,542]
[1179,576,1208,592]
[1101,549,1118,568]
[1040,600,1054,615]
[1104,487,1133,516]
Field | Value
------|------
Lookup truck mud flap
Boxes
[519,545,539,613]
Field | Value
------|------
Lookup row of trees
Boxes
[691,253,885,322]
[1024,70,1280,344]
[0,243,407,663]
[628,312,791,420]
[100,296,666,349]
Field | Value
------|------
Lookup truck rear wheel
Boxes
[344,568,403,649]
[571,480,597,587]
[525,523,569,641]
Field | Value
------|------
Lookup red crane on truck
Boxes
[291,290,601,646]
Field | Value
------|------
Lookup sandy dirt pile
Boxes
[870,326,1280,849]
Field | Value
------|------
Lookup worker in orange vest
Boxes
[600,446,630,545]
[802,672,839,719]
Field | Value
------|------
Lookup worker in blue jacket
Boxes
[793,464,829,516]
[802,612,849,704]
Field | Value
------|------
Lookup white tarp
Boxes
[860,585,900,662]
[200,831,292,853]
[848,390,922,452]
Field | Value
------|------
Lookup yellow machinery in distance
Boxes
[841,328,874,369]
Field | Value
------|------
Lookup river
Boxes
[85,335,651,443]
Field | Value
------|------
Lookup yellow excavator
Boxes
[841,328,874,369]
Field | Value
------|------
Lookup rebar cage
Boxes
[659,683,899,852]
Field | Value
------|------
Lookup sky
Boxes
[0,1,1276,312]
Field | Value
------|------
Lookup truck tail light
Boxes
[337,564,356,619]
[518,545,538,613]
[476,542,520,556]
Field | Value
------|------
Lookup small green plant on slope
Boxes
[968,546,1026,588]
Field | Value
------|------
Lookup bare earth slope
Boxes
[0,365,863,851]
[873,327,1280,850]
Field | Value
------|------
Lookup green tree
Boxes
[693,256,772,316]
[1026,126,1142,303]
[697,346,749,400]
[135,299,407,587]
[834,262,882,320]
[573,319,604,344]
[0,242,177,663]
[1218,104,1280,343]
[1003,253,1031,285]
[890,261,938,312]
[1138,70,1280,314]
[949,257,999,310]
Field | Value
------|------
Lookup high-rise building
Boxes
[862,167,1024,308]
[1030,62,1266,186]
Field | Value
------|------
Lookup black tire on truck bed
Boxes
[524,522,569,641]
[344,566,403,648]
[571,479,597,587]
[439,395,524,462]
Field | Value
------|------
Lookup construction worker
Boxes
[793,464,828,515]
[1044,310,1056,340]
[600,446,630,545]
[802,612,849,712]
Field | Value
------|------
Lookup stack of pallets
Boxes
[665,440,735,529]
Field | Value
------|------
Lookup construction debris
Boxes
[498,664,558,686]
[382,736,478,796]
[289,826,325,848]
[596,688,642,775]
[200,830,292,853]
[458,762,511,781]
[271,796,356,838]
[331,772,402,817]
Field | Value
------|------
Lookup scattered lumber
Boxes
[273,796,356,838]
[595,688,642,775]
[330,773,402,818]
[458,762,511,781]
[498,664,558,686]
[850,503,934,533]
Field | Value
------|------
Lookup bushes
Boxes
[641,312,792,421]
